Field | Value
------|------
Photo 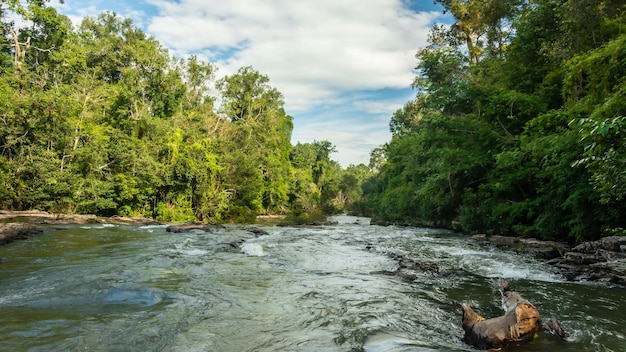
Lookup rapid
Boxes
[1,215,624,351]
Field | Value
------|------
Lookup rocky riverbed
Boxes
[2,210,624,287]
[472,234,626,287]
[0,210,159,245]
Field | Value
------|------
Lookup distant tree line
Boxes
[0,1,371,223]
[359,0,626,242]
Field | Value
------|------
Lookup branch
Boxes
[10,28,56,70]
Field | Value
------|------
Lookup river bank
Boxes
[0,210,160,245]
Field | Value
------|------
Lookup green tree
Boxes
[216,66,293,221]
[0,5,354,226]
[341,163,373,215]
[364,0,626,241]
[288,140,347,214]
[567,34,626,203]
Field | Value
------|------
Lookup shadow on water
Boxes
[0,218,625,351]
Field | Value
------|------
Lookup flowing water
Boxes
[0,216,624,352]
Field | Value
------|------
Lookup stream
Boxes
[1,215,624,351]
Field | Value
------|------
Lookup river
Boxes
[0,215,624,351]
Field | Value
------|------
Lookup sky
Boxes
[52,0,448,167]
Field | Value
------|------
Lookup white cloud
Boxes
[292,112,392,167]
[353,97,411,115]
[145,0,441,112]
[291,88,413,167]
[144,0,440,165]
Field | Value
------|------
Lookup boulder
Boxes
[548,236,626,286]
[0,223,44,245]
[245,226,270,237]
[471,234,569,260]
[165,223,225,233]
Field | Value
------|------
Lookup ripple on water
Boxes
[1,219,625,352]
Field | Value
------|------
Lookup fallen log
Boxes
[461,279,564,350]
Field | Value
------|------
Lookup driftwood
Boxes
[461,279,564,350]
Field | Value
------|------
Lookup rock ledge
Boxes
[0,210,161,245]
[472,234,626,287]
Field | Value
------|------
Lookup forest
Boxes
[2,0,625,242]
[358,0,626,242]
[0,0,372,224]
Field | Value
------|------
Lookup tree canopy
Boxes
[0,3,369,223]
[361,0,626,242]
[4,1,623,240]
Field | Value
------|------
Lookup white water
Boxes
[0,217,624,351]
[240,242,267,256]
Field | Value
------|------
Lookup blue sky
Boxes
[52,0,448,167]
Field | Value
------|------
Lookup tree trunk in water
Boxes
[461,279,542,349]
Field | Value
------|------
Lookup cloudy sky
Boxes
[53,0,448,167]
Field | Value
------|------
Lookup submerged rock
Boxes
[165,223,225,233]
[245,226,270,237]
[0,223,44,245]
[371,252,442,282]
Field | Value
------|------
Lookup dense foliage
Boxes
[362,0,626,242]
[0,1,371,223]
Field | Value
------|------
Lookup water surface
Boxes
[1,216,624,351]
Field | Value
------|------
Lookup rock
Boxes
[165,223,225,233]
[471,234,626,286]
[548,236,626,286]
[0,223,44,245]
[245,226,270,237]
[0,210,97,224]
[0,210,162,246]
[0,210,50,218]
[471,234,569,260]
[571,236,626,253]
[0,210,160,226]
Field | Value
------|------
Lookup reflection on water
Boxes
[0,216,624,351]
